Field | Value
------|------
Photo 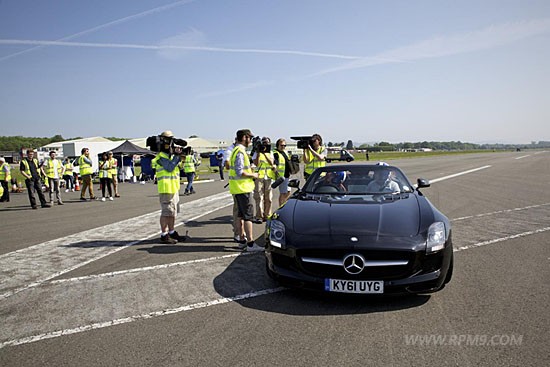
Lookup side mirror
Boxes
[417,178,430,188]
[288,179,300,189]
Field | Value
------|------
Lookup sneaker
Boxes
[115,194,120,197]
[109,197,114,201]
[65,189,70,193]
[57,201,64,205]
[160,234,177,244]
[101,197,106,202]
[71,189,75,192]
[41,203,52,208]
[190,190,196,194]
[90,196,96,200]
[80,197,87,202]
[246,242,264,252]
[32,205,38,209]
[252,218,263,224]
[184,191,190,196]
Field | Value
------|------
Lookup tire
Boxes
[444,255,453,284]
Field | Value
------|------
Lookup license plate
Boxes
[325,279,384,294]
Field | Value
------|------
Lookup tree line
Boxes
[0,135,127,152]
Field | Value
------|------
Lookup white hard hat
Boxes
[160,130,174,138]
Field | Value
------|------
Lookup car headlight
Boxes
[426,222,446,253]
[269,220,286,248]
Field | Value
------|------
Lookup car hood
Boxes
[292,196,420,237]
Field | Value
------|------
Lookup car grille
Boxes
[296,249,418,280]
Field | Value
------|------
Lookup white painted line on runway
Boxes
[47,253,244,285]
[454,226,550,252]
[451,203,550,221]
[515,155,530,160]
[0,191,233,300]
[429,165,492,184]
[0,286,285,349]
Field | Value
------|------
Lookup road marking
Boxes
[451,203,550,221]
[454,227,550,252]
[47,253,244,285]
[0,191,233,299]
[429,165,491,183]
[515,155,530,160]
[0,287,284,349]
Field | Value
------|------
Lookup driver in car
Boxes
[315,171,348,192]
[366,169,400,193]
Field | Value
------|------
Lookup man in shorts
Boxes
[151,130,185,244]
[228,129,263,252]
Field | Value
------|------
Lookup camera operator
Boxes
[151,130,185,244]
[228,129,263,252]
[252,136,276,223]
[303,133,327,180]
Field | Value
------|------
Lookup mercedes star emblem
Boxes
[343,254,366,275]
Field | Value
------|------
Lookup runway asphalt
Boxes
[0,151,549,366]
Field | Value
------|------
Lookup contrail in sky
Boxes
[309,17,550,77]
[0,0,196,62]
[0,39,366,60]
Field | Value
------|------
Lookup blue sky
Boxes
[1,0,549,144]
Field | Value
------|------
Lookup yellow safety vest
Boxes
[304,146,326,175]
[108,158,117,177]
[21,158,39,177]
[275,151,286,177]
[64,162,73,175]
[228,146,255,195]
[43,158,63,178]
[152,152,181,194]
[256,152,276,179]
[98,160,112,179]
[0,162,11,181]
[78,155,93,176]
[183,155,195,173]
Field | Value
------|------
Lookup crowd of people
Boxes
[2,129,328,251]
[2,148,123,209]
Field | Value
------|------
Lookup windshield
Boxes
[303,165,413,195]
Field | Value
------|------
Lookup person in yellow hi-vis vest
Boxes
[151,130,185,244]
[107,151,120,197]
[252,136,277,223]
[41,150,65,205]
[78,147,95,201]
[20,150,50,209]
[98,152,114,201]
[0,156,11,202]
[302,133,327,180]
[63,157,74,192]
[229,129,263,252]
[182,149,197,195]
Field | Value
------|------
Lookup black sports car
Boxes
[265,164,453,295]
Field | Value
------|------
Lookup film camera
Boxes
[252,136,272,153]
[291,136,314,150]
[146,133,187,153]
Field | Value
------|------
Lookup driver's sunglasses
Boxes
[279,144,286,147]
